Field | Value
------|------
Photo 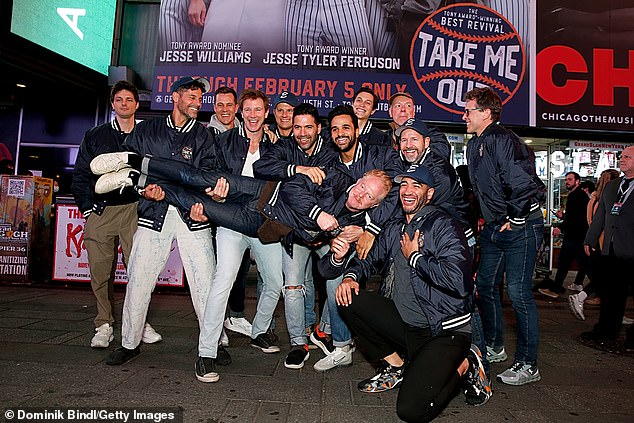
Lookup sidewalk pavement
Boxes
[1,279,633,423]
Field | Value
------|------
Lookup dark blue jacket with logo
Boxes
[466,123,543,226]
[319,205,473,336]
[123,115,219,232]
[72,120,138,218]
[213,123,275,175]
[262,170,366,244]
[253,135,336,181]
[329,141,404,236]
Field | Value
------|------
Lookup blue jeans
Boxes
[476,218,543,365]
[198,228,283,357]
[282,244,324,346]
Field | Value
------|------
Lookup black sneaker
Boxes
[216,345,232,366]
[251,333,280,353]
[284,345,310,369]
[105,346,140,366]
[195,356,219,383]
[357,364,404,393]
[464,345,492,406]
[309,329,334,355]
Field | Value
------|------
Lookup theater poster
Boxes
[536,0,634,131]
[52,204,184,287]
[152,0,530,126]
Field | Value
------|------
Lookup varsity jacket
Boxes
[466,123,543,227]
[262,170,362,244]
[213,123,275,175]
[123,115,219,232]
[72,119,138,218]
[266,122,293,144]
[399,128,471,237]
[329,141,404,236]
[358,121,391,147]
[319,205,474,336]
[253,135,336,180]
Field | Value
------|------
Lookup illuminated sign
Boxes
[10,0,116,75]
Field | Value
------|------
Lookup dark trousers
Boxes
[144,157,265,237]
[339,291,470,423]
[594,253,634,340]
[553,237,590,288]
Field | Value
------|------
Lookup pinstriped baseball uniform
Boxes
[285,0,375,56]
[365,0,398,57]
[159,0,210,52]
[201,0,286,60]
[485,0,529,56]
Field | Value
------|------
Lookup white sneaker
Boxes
[623,317,634,325]
[567,283,584,292]
[95,168,139,194]
[224,317,252,337]
[568,294,585,321]
[313,345,352,372]
[219,328,229,347]
[142,323,162,344]
[486,345,508,363]
[497,362,541,386]
[90,152,134,175]
[91,323,114,348]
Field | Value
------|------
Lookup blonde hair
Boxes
[363,169,392,201]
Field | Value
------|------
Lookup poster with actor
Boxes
[153,0,531,125]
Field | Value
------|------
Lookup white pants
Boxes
[121,206,215,349]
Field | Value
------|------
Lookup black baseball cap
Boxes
[394,164,434,186]
[170,76,211,94]
[395,118,431,138]
[273,91,300,108]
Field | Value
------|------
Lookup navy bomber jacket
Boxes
[319,205,474,336]
[123,115,219,232]
[253,135,336,181]
[466,123,543,227]
[72,119,138,218]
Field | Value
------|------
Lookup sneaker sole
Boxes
[224,321,252,337]
[196,373,220,383]
[141,335,163,344]
[250,344,280,354]
[313,357,353,372]
[568,297,586,321]
[359,378,402,393]
[284,352,310,370]
[466,392,492,407]
[487,353,507,363]
[538,289,559,299]
[497,373,541,386]
[309,332,333,356]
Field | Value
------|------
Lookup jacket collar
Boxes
[166,114,196,133]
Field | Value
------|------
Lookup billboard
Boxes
[152,1,530,125]
[11,0,116,75]
[152,0,634,132]
[535,0,634,131]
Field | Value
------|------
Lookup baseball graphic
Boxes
[410,4,525,115]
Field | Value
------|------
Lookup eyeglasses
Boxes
[463,107,483,116]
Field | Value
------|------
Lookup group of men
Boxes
[74,76,552,421]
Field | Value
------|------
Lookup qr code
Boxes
[8,179,26,197]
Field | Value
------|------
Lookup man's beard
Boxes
[334,136,357,153]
